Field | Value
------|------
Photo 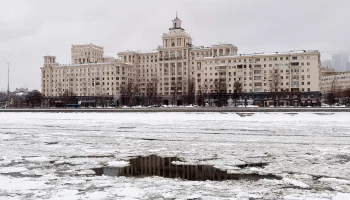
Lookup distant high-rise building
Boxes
[321,60,332,68]
[331,52,349,72]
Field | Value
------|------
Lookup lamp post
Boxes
[250,57,254,104]
[288,54,292,107]
[7,63,10,98]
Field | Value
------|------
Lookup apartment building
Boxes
[320,72,350,94]
[41,15,321,106]
[41,48,134,97]
[194,51,320,94]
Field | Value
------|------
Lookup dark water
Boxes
[92,155,281,181]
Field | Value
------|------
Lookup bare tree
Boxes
[120,82,141,107]
[0,91,6,100]
[171,80,182,106]
[97,94,108,107]
[342,87,350,107]
[214,78,227,107]
[186,78,195,105]
[269,69,281,92]
[132,82,141,106]
[326,76,337,106]
[233,80,243,93]
[233,80,243,107]
[146,77,159,106]
[120,82,133,106]
[197,82,208,106]
[60,90,76,105]
[120,84,128,106]
[26,90,43,108]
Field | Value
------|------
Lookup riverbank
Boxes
[1,107,350,112]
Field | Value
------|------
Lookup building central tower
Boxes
[157,15,193,104]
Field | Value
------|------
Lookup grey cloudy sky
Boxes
[1,0,350,91]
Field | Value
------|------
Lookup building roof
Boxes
[117,50,158,55]
[51,61,126,68]
[200,50,319,59]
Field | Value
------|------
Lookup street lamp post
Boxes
[7,63,10,98]
[288,54,292,107]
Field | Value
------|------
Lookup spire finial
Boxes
[176,11,178,18]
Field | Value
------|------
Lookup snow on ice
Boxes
[0,112,350,199]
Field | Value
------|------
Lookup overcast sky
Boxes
[1,0,350,91]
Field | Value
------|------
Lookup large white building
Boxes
[41,15,322,106]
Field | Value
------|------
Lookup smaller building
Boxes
[320,71,350,94]
[13,88,29,96]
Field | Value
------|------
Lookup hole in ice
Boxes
[92,155,281,181]
[314,113,334,116]
[235,162,269,168]
[45,142,59,145]
[119,127,136,129]
[336,155,350,164]
[236,113,254,117]
[284,113,298,116]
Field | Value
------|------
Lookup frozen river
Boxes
[0,112,350,199]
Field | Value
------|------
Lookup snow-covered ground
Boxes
[0,112,349,199]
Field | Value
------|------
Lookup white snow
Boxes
[333,193,350,200]
[0,167,28,173]
[24,156,51,162]
[0,112,349,199]
[283,178,309,188]
[0,175,51,191]
[319,178,350,185]
[107,161,130,167]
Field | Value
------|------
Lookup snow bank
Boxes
[333,193,350,200]
[24,156,51,162]
[0,176,51,191]
[319,178,350,185]
[283,178,309,188]
[107,161,130,167]
[0,167,28,173]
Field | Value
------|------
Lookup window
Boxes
[307,75,310,78]
[307,62,310,66]
[307,82,310,85]
[292,56,297,60]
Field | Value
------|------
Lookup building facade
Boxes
[320,72,350,94]
[41,15,322,106]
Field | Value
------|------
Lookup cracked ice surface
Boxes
[0,112,350,199]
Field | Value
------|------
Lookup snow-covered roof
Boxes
[118,50,158,55]
[200,50,319,59]
[53,61,124,68]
